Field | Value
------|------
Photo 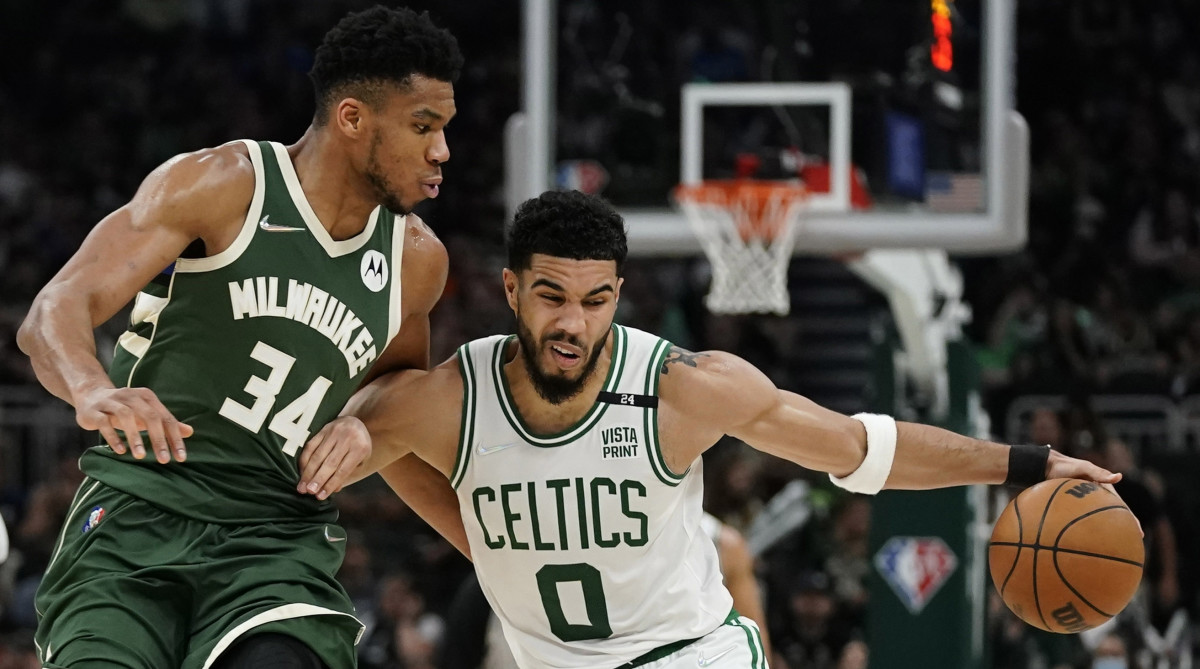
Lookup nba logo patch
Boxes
[82,506,105,534]
[874,536,958,614]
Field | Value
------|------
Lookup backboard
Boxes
[507,0,1028,256]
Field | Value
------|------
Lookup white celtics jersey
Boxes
[451,325,733,669]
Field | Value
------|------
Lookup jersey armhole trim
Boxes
[174,139,264,274]
[384,214,406,348]
[450,347,476,489]
[124,272,176,388]
[644,338,688,486]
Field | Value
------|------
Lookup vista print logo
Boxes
[874,536,958,614]
[360,250,388,292]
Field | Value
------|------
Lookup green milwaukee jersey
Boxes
[81,140,406,523]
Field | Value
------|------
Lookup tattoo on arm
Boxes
[661,346,708,374]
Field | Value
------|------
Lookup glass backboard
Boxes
[508,0,1028,255]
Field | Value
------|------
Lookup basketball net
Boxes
[674,180,808,315]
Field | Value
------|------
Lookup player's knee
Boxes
[211,633,328,669]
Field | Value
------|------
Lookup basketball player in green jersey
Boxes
[17,7,466,669]
[344,190,1125,669]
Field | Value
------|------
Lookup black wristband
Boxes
[1005,443,1050,488]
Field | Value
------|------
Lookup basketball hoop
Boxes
[673,180,808,315]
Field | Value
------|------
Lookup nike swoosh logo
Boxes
[697,646,736,667]
[259,215,305,232]
[323,526,346,542]
[477,442,516,456]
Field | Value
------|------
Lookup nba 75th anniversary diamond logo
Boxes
[874,536,958,614]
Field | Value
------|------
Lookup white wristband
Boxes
[829,413,897,495]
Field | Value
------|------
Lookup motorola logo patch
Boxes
[360,250,388,292]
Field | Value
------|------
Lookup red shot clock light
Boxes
[931,0,954,72]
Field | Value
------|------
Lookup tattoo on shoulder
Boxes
[661,346,708,374]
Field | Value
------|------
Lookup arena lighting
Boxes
[932,0,955,72]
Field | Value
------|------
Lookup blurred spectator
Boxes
[821,497,871,627]
[979,278,1055,388]
[336,530,376,617]
[1088,439,1182,631]
[1053,278,1170,390]
[0,630,40,669]
[1090,632,1133,669]
[1029,407,1067,451]
[703,440,768,535]
[989,590,1091,669]
[358,571,444,669]
[774,570,858,669]
[1128,186,1200,296]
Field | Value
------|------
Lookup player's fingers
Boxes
[145,396,189,462]
[80,410,126,454]
[163,416,189,462]
[298,425,328,471]
[320,450,365,498]
[308,450,348,500]
[108,405,146,459]
[1092,465,1121,484]
[135,401,172,465]
[97,424,125,454]
[299,431,333,493]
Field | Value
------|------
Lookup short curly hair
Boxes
[309,5,463,125]
[508,191,628,275]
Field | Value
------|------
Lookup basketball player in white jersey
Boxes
[345,190,1122,669]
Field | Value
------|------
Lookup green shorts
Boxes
[35,478,363,669]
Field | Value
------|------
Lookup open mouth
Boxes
[549,343,582,368]
[420,176,442,199]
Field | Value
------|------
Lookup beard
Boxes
[365,132,410,215]
[515,314,611,405]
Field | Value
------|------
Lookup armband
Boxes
[829,413,897,495]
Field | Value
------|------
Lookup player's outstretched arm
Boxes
[17,142,254,463]
[660,347,1120,494]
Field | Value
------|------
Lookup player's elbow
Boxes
[830,417,869,478]
[16,298,49,356]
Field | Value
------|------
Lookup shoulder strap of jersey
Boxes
[384,212,405,348]
[633,327,684,486]
[173,140,265,274]
[449,335,509,488]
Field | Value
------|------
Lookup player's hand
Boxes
[297,416,371,500]
[76,386,192,463]
[1044,449,1121,485]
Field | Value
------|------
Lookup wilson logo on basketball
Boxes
[1051,602,1089,633]
[874,536,958,614]
[1064,481,1098,498]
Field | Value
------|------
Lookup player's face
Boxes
[364,75,456,214]
[505,255,623,404]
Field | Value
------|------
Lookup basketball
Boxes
[988,478,1144,633]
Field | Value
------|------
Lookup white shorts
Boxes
[639,616,768,669]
